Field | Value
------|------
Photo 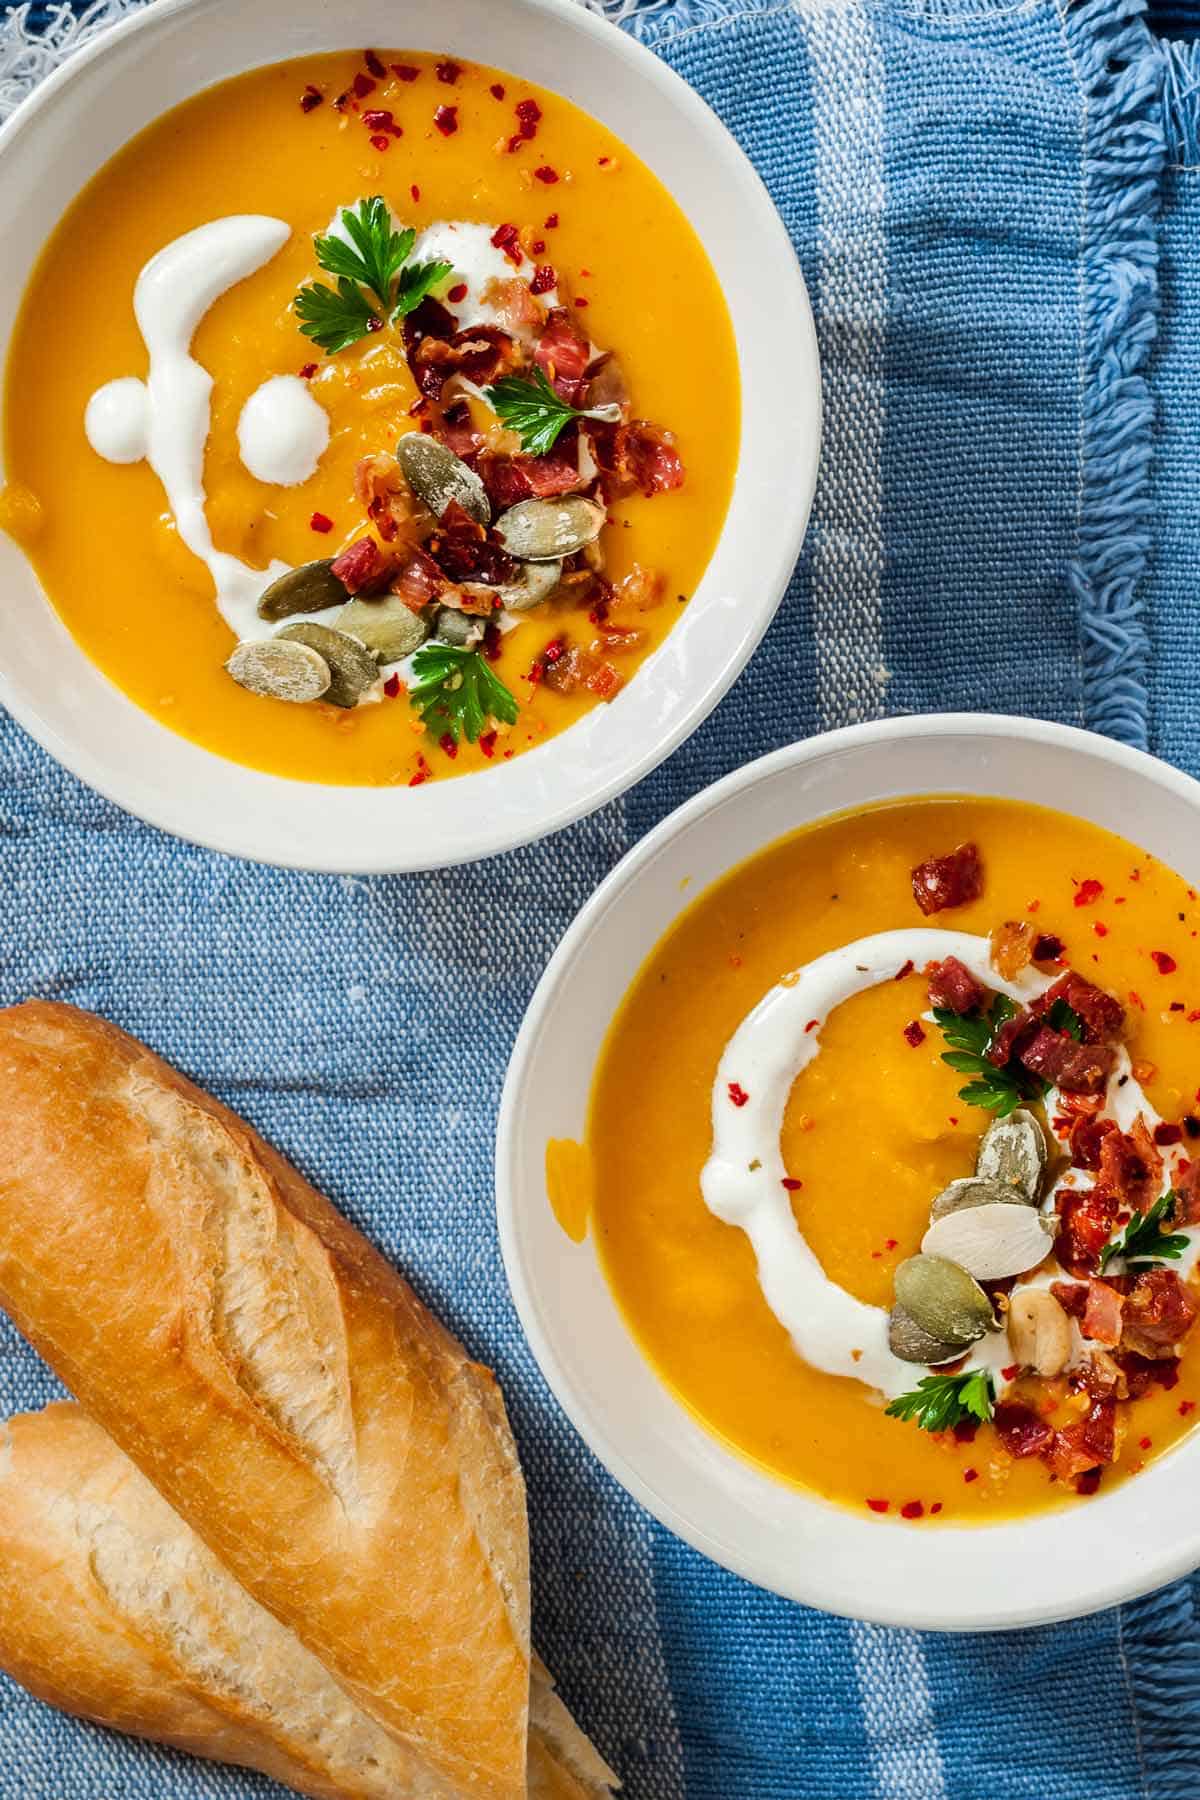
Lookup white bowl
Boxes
[497,714,1200,1630]
[0,0,818,873]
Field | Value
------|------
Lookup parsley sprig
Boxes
[885,1369,995,1434]
[1099,1189,1189,1272]
[484,367,622,457]
[408,644,519,745]
[934,993,1084,1119]
[295,197,453,354]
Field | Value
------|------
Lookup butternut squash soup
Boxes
[1,51,738,787]
[585,797,1200,1522]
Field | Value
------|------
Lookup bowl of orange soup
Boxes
[497,715,1200,1628]
[0,0,817,871]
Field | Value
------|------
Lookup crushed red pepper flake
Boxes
[781,1177,803,1191]
[1001,1364,1019,1382]
[434,105,459,135]
[1075,878,1104,906]
[410,183,421,202]
[544,211,560,229]
[902,1019,926,1048]
[1139,1436,1153,1450]
[574,297,589,308]
[438,732,459,760]
[1033,933,1065,962]
[1094,922,1109,937]
[1180,1400,1196,1417]
[894,959,915,980]
[866,1498,890,1513]
[408,756,431,787]
[383,673,403,699]
[490,222,523,266]
[963,1468,979,1483]
[530,263,556,296]
[363,49,386,78]
[299,362,318,379]
[309,512,334,533]
[727,1081,750,1108]
[370,135,391,152]
[436,59,462,84]
[930,1502,943,1515]
[900,1501,924,1520]
[1152,950,1178,974]
[489,82,506,100]
[478,730,498,759]
[534,164,560,184]
[804,1019,818,1033]
[300,85,324,112]
[392,62,420,81]
[447,282,468,303]
[352,71,376,99]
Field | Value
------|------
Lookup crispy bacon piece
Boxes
[985,1007,1034,1070]
[1018,1027,1116,1095]
[590,419,685,500]
[1070,1113,1117,1171]
[1176,1158,1200,1225]
[425,499,517,591]
[1055,1189,1120,1279]
[1121,1268,1198,1358]
[534,306,591,403]
[411,325,521,399]
[331,535,394,595]
[1095,1118,1162,1215]
[478,436,589,510]
[389,545,447,612]
[1051,1280,1089,1319]
[1081,1348,1128,1398]
[539,640,624,700]
[479,275,547,339]
[1047,1397,1119,1484]
[989,919,1038,981]
[993,1402,1054,1459]
[1082,1279,1125,1347]
[402,296,457,348]
[1032,971,1125,1044]
[435,399,485,460]
[354,452,432,545]
[1114,1349,1181,1396]
[584,352,630,416]
[910,842,983,916]
[611,564,665,614]
[925,956,985,1015]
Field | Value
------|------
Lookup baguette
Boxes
[0,1405,615,1800]
[0,1001,567,1797]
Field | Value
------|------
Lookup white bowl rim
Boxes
[497,711,1200,1630]
[0,0,820,873]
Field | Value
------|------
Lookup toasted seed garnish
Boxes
[975,1108,1047,1199]
[256,559,346,622]
[929,1176,1034,1222]
[396,432,491,525]
[888,1302,968,1366]
[1006,1288,1071,1377]
[433,606,480,647]
[226,638,330,703]
[894,1254,995,1347]
[335,596,430,662]
[276,622,378,708]
[493,496,605,561]
[467,559,563,615]
[921,1204,1055,1281]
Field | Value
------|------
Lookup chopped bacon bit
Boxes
[534,306,590,401]
[309,511,334,534]
[1070,1113,1117,1171]
[963,1467,979,1483]
[985,1008,1033,1070]
[299,362,318,379]
[866,1498,890,1513]
[993,1402,1054,1459]
[1152,950,1178,974]
[530,263,557,296]
[534,164,560,184]
[544,211,560,229]
[1096,1117,1162,1215]
[590,418,685,497]
[1055,1189,1120,1278]
[392,63,420,81]
[900,1501,924,1520]
[990,918,1038,980]
[1034,971,1125,1043]
[389,547,446,611]
[1075,878,1104,906]
[902,1019,926,1048]
[329,535,391,594]
[1051,1280,1089,1319]
[435,58,462,83]
[727,1081,749,1108]
[1154,1122,1183,1146]
[1032,933,1065,963]
[447,282,468,304]
[1122,1268,1198,1357]
[434,105,458,135]
[1019,1027,1116,1095]
[383,673,402,699]
[1083,1280,1125,1347]
[910,842,983,915]
[490,221,524,266]
[1075,1469,1103,1496]
[300,85,324,112]
[925,955,985,1015]
[489,82,506,100]
[782,1177,803,1191]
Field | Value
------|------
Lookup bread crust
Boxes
[0,1002,529,1797]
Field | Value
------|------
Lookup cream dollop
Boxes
[237,375,329,486]
[84,377,149,463]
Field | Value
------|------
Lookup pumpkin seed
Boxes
[975,1109,1046,1199]
[226,638,330,704]
[493,496,605,561]
[929,1176,1034,1222]
[276,622,378,708]
[921,1203,1055,1281]
[256,559,346,622]
[894,1254,995,1347]
[335,596,429,662]
[497,559,564,613]
[888,1303,969,1366]
[1006,1288,1071,1377]
[433,606,480,647]
[396,432,490,525]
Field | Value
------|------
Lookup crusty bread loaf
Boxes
[0,1405,615,1800]
[0,1001,537,1797]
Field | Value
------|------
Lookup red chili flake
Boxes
[574,297,589,309]
[781,1177,803,1191]
[804,1019,818,1034]
[408,757,431,788]
[1180,1399,1196,1417]
[515,97,542,136]
[930,1502,943,1515]
[392,62,420,81]
[352,71,376,99]
[438,731,459,760]
[410,184,421,203]
[447,281,468,303]
[530,263,556,296]
[490,221,523,266]
[530,237,547,255]
[333,90,350,112]
[1033,933,1065,962]
[482,622,502,664]
[383,673,402,699]
[598,154,612,168]
[866,1498,890,1514]
[727,1081,750,1108]
[370,134,391,151]
[953,1419,978,1443]
[1129,990,1146,1011]
[1094,922,1109,937]
[1075,878,1104,907]
[506,134,527,154]
[309,512,334,533]
[434,105,458,135]
[1076,1469,1102,1496]
[298,362,318,379]
[870,1250,882,1260]
[1186,1116,1200,1139]
[1152,950,1178,974]
[363,108,400,132]
[544,211,560,229]
[489,82,506,100]
[300,84,324,112]
[478,730,498,759]
[963,1468,979,1483]
[1171,1000,1186,1011]
[1000,1364,1019,1382]
[436,59,462,84]
[902,1019,926,1048]
[900,1501,924,1520]
[534,164,560,184]
[541,637,565,666]
[1139,1435,1153,1450]
[894,959,915,980]
[885,1238,899,1251]
[1155,1122,1183,1146]
[363,48,386,77]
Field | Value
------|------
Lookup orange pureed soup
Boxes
[2,51,738,786]
[586,797,1200,1522]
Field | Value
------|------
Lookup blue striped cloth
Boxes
[0,1,1198,1796]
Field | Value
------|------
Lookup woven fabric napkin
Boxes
[1,1,1199,1795]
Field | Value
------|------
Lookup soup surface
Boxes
[2,51,738,786]
[585,797,1200,1522]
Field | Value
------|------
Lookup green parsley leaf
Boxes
[316,198,414,310]
[932,994,1040,1118]
[885,1369,995,1434]
[1099,1189,1190,1272]
[294,277,380,355]
[408,643,520,746]
[484,368,582,457]
[392,257,455,321]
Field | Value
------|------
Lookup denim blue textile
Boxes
[0,1,1198,1796]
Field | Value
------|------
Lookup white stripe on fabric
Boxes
[800,0,890,726]
[849,1621,950,1800]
